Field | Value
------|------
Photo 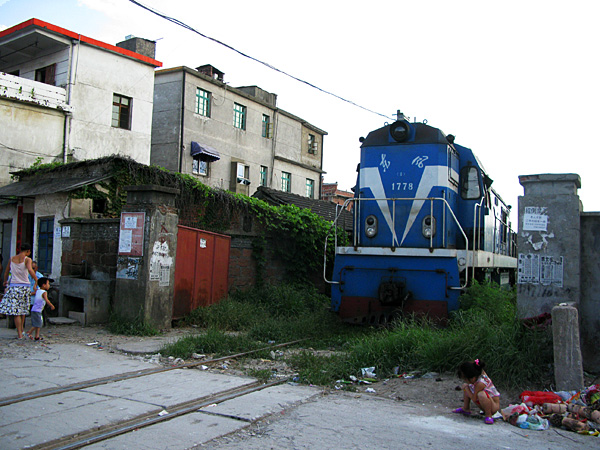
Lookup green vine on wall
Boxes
[14,156,349,280]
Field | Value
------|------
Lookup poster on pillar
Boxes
[118,212,145,256]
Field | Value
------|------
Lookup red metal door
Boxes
[173,226,231,319]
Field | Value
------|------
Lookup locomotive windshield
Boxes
[461,166,481,199]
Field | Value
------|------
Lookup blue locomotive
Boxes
[326,114,517,324]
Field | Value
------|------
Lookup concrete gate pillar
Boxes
[517,174,582,317]
[113,185,179,329]
[517,174,584,390]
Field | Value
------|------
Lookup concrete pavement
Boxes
[0,323,595,450]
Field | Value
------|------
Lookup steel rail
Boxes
[29,377,290,450]
[0,338,305,407]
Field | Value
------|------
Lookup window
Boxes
[37,218,54,273]
[112,94,132,129]
[262,114,272,138]
[236,162,250,184]
[233,103,246,130]
[306,179,314,198]
[308,134,317,154]
[35,64,56,86]
[460,166,481,200]
[195,88,211,117]
[260,165,268,187]
[192,158,208,176]
[282,171,291,193]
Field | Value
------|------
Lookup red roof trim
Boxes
[0,18,162,67]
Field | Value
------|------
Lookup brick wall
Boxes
[60,218,120,280]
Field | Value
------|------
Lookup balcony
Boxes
[0,72,72,112]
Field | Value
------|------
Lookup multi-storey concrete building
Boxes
[0,19,161,276]
[151,65,327,198]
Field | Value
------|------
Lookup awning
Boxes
[190,141,220,162]
[0,175,111,198]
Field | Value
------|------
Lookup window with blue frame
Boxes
[282,171,291,193]
[233,103,246,130]
[37,217,54,273]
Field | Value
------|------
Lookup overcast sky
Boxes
[2,0,599,222]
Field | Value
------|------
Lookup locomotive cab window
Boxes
[460,166,481,200]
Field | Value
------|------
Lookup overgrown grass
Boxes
[164,282,553,389]
[107,313,160,336]
[293,282,552,388]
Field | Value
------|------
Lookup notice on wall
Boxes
[540,255,564,287]
[149,240,173,285]
[116,256,141,280]
[118,212,145,256]
[518,253,564,287]
[523,206,548,232]
[62,226,71,238]
[518,253,540,284]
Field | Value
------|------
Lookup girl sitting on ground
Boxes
[452,359,500,424]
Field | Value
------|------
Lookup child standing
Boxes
[26,277,55,341]
[453,359,501,424]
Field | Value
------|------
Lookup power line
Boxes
[127,0,394,121]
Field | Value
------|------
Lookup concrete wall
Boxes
[580,212,600,372]
[151,68,325,198]
[0,97,65,186]
[68,43,155,164]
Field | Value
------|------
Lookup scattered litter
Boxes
[421,372,439,379]
[349,375,358,382]
[361,367,376,378]
[158,410,169,416]
[267,340,275,344]
[206,403,217,408]
[200,365,208,370]
[191,353,205,359]
[365,388,376,394]
[86,342,99,346]
[173,358,184,365]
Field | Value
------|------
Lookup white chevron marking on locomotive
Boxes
[400,165,453,246]
[360,167,399,246]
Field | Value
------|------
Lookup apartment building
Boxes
[151,65,326,198]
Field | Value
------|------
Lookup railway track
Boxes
[0,339,307,450]
[0,339,303,408]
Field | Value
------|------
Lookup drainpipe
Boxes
[269,109,278,187]
[63,36,80,163]
[319,134,325,199]
[178,70,186,173]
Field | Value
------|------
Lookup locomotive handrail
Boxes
[323,196,470,289]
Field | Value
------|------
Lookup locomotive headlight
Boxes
[365,215,378,238]
[390,120,410,142]
[422,215,436,239]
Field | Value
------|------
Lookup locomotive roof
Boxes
[360,122,448,147]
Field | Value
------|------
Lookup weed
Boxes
[246,368,273,383]
[107,313,160,336]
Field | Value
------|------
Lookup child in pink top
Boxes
[452,359,501,424]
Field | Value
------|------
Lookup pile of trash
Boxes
[500,384,600,436]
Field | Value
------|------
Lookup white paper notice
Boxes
[124,216,138,228]
[119,229,133,253]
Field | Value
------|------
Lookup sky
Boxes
[1,0,600,222]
